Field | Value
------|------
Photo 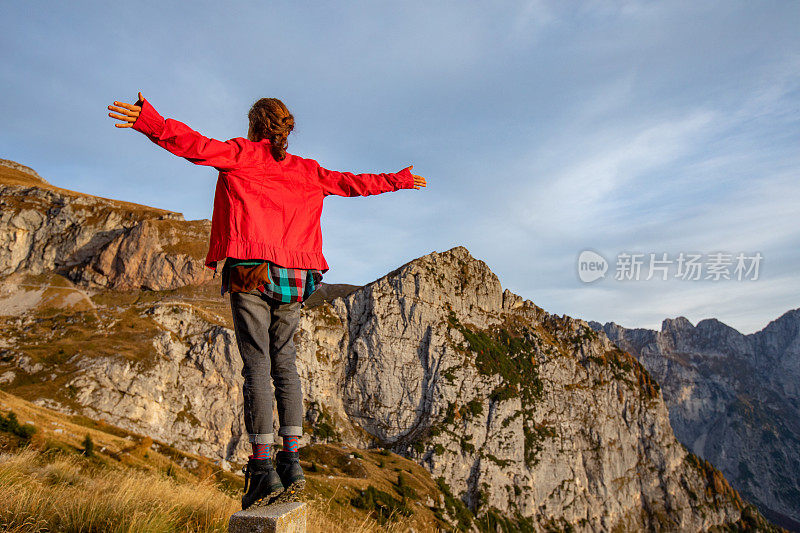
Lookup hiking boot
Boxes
[274,450,306,503]
[241,455,284,510]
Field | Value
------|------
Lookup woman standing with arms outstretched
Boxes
[108,92,427,510]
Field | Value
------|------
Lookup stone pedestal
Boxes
[228,501,307,533]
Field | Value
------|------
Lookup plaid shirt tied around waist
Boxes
[221,258,323,304]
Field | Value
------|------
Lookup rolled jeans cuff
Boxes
[278,426,303,437]
[248,433,274,444]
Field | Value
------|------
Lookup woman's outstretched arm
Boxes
[108,92,248,171]
[317,162,427,197]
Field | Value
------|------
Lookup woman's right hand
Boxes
[107,92,144,128]
[408,165,427,189]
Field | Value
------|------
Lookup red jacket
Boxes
[131,98,415,273]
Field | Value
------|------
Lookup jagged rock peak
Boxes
[661,315,695,333]
[758,308,800,339]
[366,245,543,316]
[383,246,496,281]
[594,308,800,341]
[0,159,48,184]
[365,245,505,315]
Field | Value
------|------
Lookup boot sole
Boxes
[270,479,306,504]
[244,484,285,510]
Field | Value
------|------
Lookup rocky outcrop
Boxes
[590,311,800,530]
[0,160,214,290]
[67,218,214,291]
[65,303,247,462]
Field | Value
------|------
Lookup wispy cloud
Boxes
[514,109,717,229]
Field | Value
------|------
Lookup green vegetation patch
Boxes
[307,400,341,443]
[299,444,367,478]
[351,485,412,525]
[393,472,419,501]
[445,309,555,467]
[586,344,661,401]
[435,477,474,531]
[446,310,543,406]
[81,434,94,457]
[476,507,537,533]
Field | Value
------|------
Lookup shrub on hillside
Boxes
[351,485,412,525]
[82,434,94,457]
[0,410,36,441]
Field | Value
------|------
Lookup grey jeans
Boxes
[230,289,304,444]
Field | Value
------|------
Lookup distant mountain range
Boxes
[590,310,800,531]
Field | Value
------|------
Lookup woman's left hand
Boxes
[108,92,144,128]
[408,165,427,189]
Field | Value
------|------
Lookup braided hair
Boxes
[247,98,295,161]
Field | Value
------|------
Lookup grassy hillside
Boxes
[0,390,449,532]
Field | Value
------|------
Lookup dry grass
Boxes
[306,487,421,533]
[0,446,239,533]
[0,445,440,533]
[0,392,448,532]
[0,164,50,187]
[154,219,212,261]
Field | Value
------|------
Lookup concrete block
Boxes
[228,501,307,533]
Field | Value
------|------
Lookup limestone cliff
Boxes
[0,160,213,290]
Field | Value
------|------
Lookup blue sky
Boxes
[1,1,798,334]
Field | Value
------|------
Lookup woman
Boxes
[107,92,427,510]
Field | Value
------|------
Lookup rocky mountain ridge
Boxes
[0,159,781,531]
